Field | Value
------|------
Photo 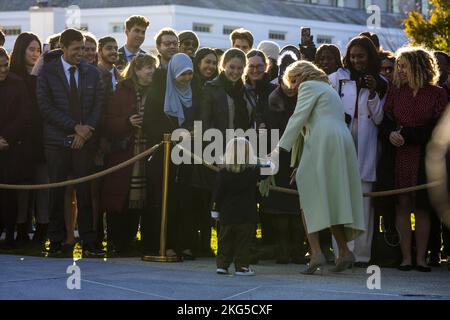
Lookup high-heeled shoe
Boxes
[301,253,326,275]
[330,251,355,273]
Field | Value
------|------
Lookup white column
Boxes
[29,6,66,43]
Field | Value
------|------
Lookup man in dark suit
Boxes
[37,28,105,257]
[116,15,149,72]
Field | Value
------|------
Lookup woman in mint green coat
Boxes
[275,61,365,274]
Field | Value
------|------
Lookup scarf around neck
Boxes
[164,53,193,126]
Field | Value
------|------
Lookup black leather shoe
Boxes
[83,243,106,258]
[45,242,62,256]
[397,265,413,271]
[415,265,431,272]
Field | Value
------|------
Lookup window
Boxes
[269,31,286,41]
[223,26,239,35]
[310,0,334,5]
[337,0,361,8]
[367,0,388,11]
[317,35,333,44]
[0,26,21,36]
[193,23,212,33]
[111,23,124,34]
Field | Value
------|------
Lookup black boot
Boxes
[16,223,30,244]
[32,223,48,242]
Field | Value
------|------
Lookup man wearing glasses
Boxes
[155,28,179,69]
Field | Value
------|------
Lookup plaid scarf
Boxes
[128,88,148,209]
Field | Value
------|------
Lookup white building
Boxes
[0,0,427,53]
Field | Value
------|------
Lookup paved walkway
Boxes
[1,254,449,300]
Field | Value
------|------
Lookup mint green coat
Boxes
[279,80,365,241]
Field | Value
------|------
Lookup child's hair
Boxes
[223,137,257,173]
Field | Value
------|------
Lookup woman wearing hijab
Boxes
[143,53,199,259]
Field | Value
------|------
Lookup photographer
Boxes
[328,36,386,267]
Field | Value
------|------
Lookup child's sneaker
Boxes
[216,268,229,275]
[235,267,255,276]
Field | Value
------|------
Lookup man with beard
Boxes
[98,36,121,96]
[155,28,179,69]
[95,36,122,251]
[117,15,150,72]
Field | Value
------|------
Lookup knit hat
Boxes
[278,50,299,84]
[257,41,280,60]
[178,30,200,47]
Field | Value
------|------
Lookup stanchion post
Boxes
[142,134,181,262]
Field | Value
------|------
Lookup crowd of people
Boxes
[0,16,449,276]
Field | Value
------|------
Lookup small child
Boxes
[211,137,272,276]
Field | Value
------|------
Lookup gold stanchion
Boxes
[142,134,181,262]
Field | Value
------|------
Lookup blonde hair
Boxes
[223,137,257,173]
[283,60,330,89]
[393,46,440,93]
[121,53,159,85]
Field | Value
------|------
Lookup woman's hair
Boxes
[223,137,257,173]
[381,50,396,64]
[393,46,440,91]
[283,60,330,88]
[121,53,159,85]
[0,47,9,60]
[193,47,218,78]
[246,49,269,66]
[46,33,61,50]
[315,44,343,69]
[219,48,247,73]
[358,31,381,52]
[9,32,42,77]
[343,36,381,75]
[83,32,98,48]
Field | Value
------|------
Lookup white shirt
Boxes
[110,67,117,92]
[61,56,79,87]
[123,46,139,63]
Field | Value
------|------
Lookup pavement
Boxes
[1,254,450,300]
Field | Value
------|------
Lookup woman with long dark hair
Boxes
[201,48,250,135]
[0,48,32,249]
[9,32,45,246]
[328,36,386,267]
[187,47,219,257]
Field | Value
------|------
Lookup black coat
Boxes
[0,73,32,183]
[36,58,104,147]
[212,167,260,225]
[200,75,250,136]
[260,86,300,215]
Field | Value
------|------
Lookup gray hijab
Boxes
[164,53,193,126]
